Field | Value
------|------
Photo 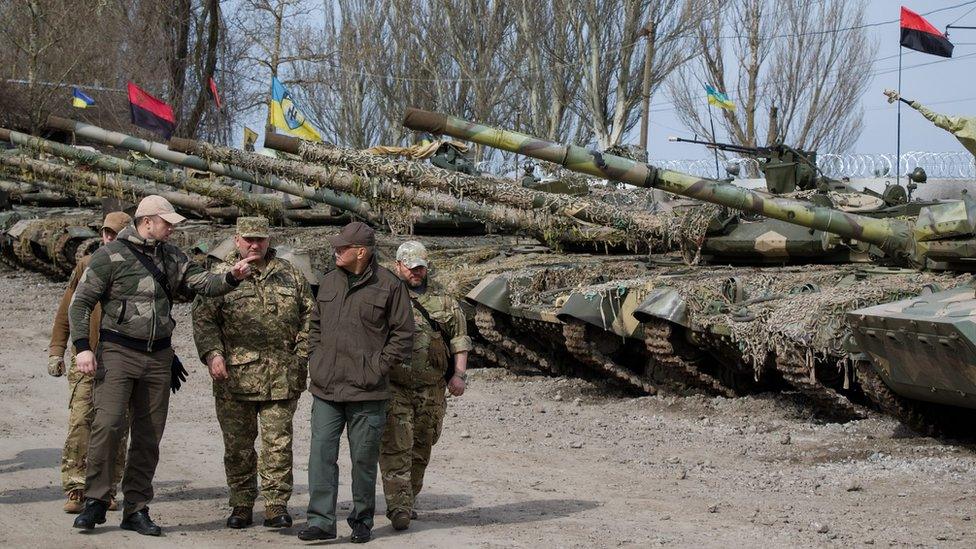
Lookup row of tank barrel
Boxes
[2,111,976,436]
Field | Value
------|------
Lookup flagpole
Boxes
[707,104,720,179]
[896,45,902,183]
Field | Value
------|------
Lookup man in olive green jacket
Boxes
[299,221,414,544]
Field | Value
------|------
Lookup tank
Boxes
[403,107,976,432]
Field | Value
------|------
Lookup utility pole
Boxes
[638,20,657,152]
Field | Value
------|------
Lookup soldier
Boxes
[298,221,414,544]
[191,217,313,530]
[48,211,131,513]
[69,195,255,535]
[885,89,976,156]
[380,241,471,531]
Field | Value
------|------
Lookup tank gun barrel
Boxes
[403,108,914,260]
[668,136,773,157]
[44,115,371,220]
[0,128,288,222]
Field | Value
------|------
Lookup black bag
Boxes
[121,240,187,393]
[409,296,455,382]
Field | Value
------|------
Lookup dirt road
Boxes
[0,267,973,547]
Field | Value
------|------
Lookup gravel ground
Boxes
[0,266,973,548]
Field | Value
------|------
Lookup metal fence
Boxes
[477,152,975,180]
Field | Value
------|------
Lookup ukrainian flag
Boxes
[269,77,322,141]
[704,84,735,111]
[72,87,95,109]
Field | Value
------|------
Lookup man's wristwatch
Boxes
[454,372,467,382]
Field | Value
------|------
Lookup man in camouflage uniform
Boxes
[48,211,131,513]
[192,216,313,530]
[69,195,255,535]
[380,241,472,531]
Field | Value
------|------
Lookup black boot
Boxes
[72,498,108,530]
[120,508,162,536]
[226,506,253,529]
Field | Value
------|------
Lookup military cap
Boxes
[396,240,428,269]
[101,211,132,233]
[134,195,186,224]
[327,221,375,248]
[236,216,270,239]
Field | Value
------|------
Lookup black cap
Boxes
[326,221,375,247]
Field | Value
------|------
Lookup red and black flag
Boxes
[900,6,953,58]
[208,76,223,111]
[127,82,176,139]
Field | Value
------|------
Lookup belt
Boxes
[99,329,172,353]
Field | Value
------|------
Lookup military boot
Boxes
[391,510,411,531]
[63,489,84,514]
[263,505,292,528]
[72,498,107,530]
[226,506,253,529]
[120,508,161,536]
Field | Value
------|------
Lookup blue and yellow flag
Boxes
[269,77,322,141]
[704,84,735,111]
[72,87,95,109]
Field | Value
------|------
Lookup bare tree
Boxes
[568,0,706,149]
[0,0,101,133]
[668,0,876,152]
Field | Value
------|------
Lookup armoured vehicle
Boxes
[403,107,976,432]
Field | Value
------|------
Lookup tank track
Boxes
[775,352,868,420]
[562,320,657,394]
[474,305,556,374]
[51,233,78,277]
[471,343,518,371]
[13,234,61,279]
[74,237,100,265]
[854,360,935,435]
[643,321,737,397]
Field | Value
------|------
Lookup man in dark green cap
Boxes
[192,216,313,530]
[298,221,414,544]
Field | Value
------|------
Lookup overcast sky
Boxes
[652,0,976,160]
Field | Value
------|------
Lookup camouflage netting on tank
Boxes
[293,142,668,249]
[12,138,287,221]
[656,204,725,264]
[187,141,634,248]
[697,270,967,377]
[581,266,966,379]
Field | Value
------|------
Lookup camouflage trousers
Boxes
[379,381,447,517]
[61,357,128,495]
[215,396,299,508]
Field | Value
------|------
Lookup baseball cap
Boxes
[237,216,270,238]
[326,221,375,248]
[101,211,132,233]
[396,241,428,269]
[134,195,186,224]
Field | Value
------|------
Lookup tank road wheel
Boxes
[562,320,658,395]
[775,352,868,421]
[643,321,737,398]
[474,305,558,374]
[854,360,935,436]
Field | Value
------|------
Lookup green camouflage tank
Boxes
[403,107,976,433]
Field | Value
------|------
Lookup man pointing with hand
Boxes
[69,195,254,536]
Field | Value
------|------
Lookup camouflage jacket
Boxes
[389,281,473,388]
[192,249,314,401]
[69,225,238,353]
[912,101,976,157]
